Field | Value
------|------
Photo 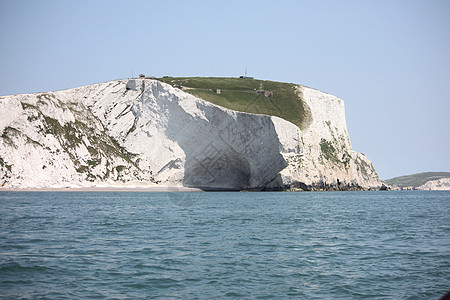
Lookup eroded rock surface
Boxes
[0,79,382,190]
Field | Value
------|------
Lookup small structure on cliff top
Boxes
[239,67,254,79]
[257,90,273,98]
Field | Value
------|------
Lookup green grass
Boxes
[157,77,311,129]
[385,172,450,187]
[320,138,338,163]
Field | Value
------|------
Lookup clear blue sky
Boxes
[1,0,449,179]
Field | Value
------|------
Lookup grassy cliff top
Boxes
[385,172,450,187]
[157,77,311,129]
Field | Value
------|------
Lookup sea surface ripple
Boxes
[0,191,449,299]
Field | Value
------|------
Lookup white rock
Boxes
[0,79,382,190]
[417,178,450,190]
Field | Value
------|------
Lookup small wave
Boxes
[0,262,53,273]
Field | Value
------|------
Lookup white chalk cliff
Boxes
[0,79,382,190]
[418,178,450,190]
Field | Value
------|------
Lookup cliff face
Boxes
[0,79,382,190]
[417,178,450,190]
[273,86,381,190]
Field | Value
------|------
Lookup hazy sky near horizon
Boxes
[1,0,449,179]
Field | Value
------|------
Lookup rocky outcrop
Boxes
[418,178,450,190]
[0,79,382,190]
[272,86,382,190]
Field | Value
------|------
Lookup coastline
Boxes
[0,185,203,192]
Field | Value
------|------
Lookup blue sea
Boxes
[0,191,449,299]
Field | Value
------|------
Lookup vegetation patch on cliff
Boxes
[320,138,339,164]
[157,77,311,130]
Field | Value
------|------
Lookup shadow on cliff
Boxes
[165,95,288,191]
